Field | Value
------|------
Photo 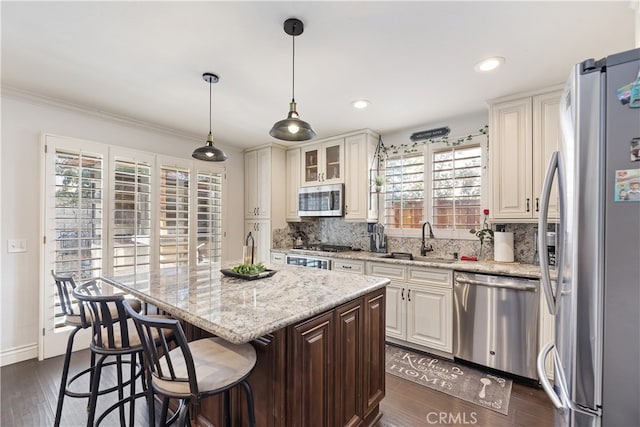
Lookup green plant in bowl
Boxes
[231,263,266,275]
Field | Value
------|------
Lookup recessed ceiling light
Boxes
[352,99,370,109]
[474,56,505,72]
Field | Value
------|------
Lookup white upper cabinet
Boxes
[532,91,561,220]
[490,88,561,221]
[285,129,380,222]
[244,145,286,257]
[301,138,344,186]
[344,132,379,222]
[244,148,271,218]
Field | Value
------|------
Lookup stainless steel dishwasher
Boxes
[453,272,539,380]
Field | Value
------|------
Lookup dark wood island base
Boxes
[187,287,386,427]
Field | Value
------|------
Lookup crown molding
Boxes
[0,85,204,142]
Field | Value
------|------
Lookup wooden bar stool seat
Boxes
[125,302,257,427]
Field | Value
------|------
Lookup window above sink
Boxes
[380,132,489,240]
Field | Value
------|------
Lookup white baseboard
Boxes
[0,343,38,367]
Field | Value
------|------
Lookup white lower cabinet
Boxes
[384,282,406,340]
[270,251,286,265]
[406,284,452,352]
[368,262,453,354]
[331,258,365,274]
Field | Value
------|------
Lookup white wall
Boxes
[633,0,640,48]
[0,92,245,365]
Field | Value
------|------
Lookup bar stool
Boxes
[52,271,142,427]
[73,281,168,427]
[124,301,257,427]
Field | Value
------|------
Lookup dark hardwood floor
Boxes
[1,349,562,426]
[378,370,562,427]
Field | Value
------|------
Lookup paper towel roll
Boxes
[494,231,514,263]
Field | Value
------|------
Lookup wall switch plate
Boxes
[7,239,27,253]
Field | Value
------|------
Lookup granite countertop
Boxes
[102,263,389,344]
[274,248,548,279]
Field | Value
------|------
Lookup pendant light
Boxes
[192,72,228,161]
[269,18,316,141]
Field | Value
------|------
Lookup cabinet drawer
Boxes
[367,263,406,281]
[270,252,286,264]
[407,267,452,288]
[332,259,365,274]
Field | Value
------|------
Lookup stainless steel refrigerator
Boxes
[537,48,640,426]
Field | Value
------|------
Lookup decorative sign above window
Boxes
[410,126,450,142]
[380,125,489,158]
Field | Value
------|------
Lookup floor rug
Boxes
[385,344,512,415]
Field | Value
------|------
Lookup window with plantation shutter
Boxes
[382,134,487,239]
[431,145,482,232]
[51,148,104,328]
[159,166,190,269]
[112,158,152,277]
[195,170,223,278]
[53,150,104,281]
[384,153,424,231]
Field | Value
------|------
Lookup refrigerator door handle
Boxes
[537,341,563,409]
[538,151,559,315]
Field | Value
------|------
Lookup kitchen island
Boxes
[103,263,389,427]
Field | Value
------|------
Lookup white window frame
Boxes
[383,134,488,240]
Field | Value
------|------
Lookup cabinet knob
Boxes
[342,265,352,269]
[401,288,404,300]
[535,198,540,212]
[407,289,411,301]
[526,198,530,212]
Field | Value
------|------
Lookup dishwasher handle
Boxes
[455,277,538,292]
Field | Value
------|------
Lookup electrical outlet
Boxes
[7,239,27,253]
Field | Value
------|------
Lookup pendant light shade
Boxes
[193,73,228,161]
[270,18,316,142]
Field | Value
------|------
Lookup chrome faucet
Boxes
[421,221,435,256]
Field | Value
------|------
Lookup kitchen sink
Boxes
[379,252,456,264]
[380,252,413,260]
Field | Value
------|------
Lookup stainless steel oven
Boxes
[285,255,331,270]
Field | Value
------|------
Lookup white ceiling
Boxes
[1,1,636,150]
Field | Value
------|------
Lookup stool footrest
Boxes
[65,358,142,399]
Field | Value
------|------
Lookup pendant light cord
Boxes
[209,79,212,133]
[291,34,295,102]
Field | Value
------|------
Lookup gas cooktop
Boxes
[293,243,354,253]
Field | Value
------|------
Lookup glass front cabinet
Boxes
[301,139,344,186]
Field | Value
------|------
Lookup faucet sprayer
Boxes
[421,221,435,256]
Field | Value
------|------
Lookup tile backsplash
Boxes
[273,219,541,264]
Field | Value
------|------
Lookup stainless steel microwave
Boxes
[298,184,344,217]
